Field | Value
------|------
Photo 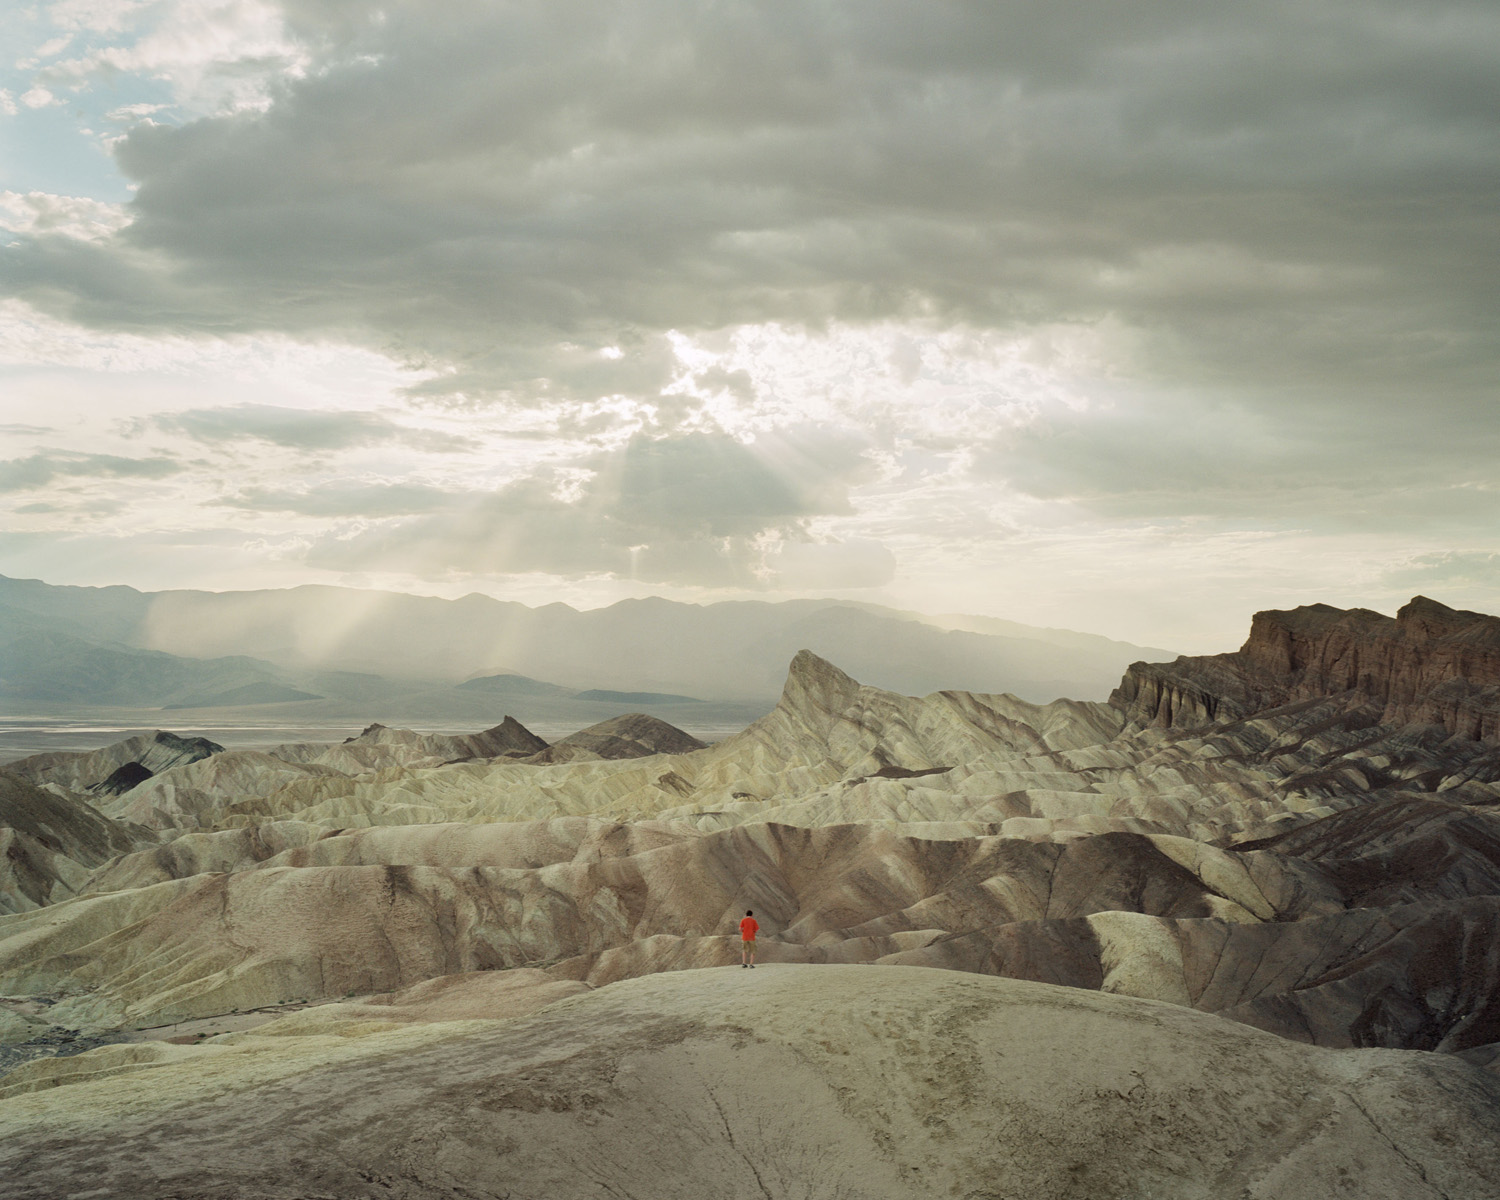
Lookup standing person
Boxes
[739,910,758,968]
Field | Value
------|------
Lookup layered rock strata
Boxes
[0,772,145,913]
[1115,595,1500,741]
[5,598,1500,1174]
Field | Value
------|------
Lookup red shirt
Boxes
[739,916,759,940]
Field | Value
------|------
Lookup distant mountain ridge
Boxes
[0,615,289,708]
[0,575,1176,709]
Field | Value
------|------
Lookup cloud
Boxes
[765,538,897,590]
[3,0,1499,628]
[0,192,133,242]
[1382,551,1500,589]
[0,450,182,492]
[36,0,309,116]
[595,427,865,538]
[217,481,466,516]
[19,87,62,110]
[975,391,1500,532]
[148,403,474,451]
[1,0,1494,416]
[302,428,891,588]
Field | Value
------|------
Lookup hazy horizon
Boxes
[4,2,1498,654]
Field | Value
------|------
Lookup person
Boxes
[739,910,758,968]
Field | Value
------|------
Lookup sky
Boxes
[1,0,1497,653]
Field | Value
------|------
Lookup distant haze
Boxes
[3,4,1497,649]
[0,575,1175,721]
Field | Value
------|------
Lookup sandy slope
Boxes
[0,966,1496,1200]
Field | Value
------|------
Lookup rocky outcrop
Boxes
[80,821,330,896]
[888,895,1500,1054]
[90,761,154,796]
[1,967,1496,1200]
[49,646,1493,847]
[316,717,549,769]
[6,731,224,794]
[461,715,550,758]
[92,751,348,831]
[544,713,707,760]
[1114,596,1500,742]
[7,633,1500,1127]
[0,772,145,912]
[0,819,1341,1029]
[1234,796,1500,907]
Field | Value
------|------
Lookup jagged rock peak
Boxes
[471,716,549,757]
[1114,596,1500,741]
[148,730,226,758]
[4,730,224,794]
[1397,595,1500,645]
[335,718,548,761]
[552,713,706,760]
[780,649,862,715]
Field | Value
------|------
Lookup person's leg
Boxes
[748,940,755,967]
[741,940,749,966]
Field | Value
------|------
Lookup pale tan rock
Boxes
[0,817,1337,1033]
[0,967,1495,1200]
[4,731,222,793]
[97,750,349,829]
[81,820,327,894]
[1088,909,1191,1005]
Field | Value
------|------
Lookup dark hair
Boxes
[746,909,753,916]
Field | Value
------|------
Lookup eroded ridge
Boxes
[4,598,1500,1195]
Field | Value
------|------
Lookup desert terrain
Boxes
[2,595,1499,1197]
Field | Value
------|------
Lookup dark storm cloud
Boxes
[148,404,475,451]
[302,428,889,587]
[4,0,1496,411]
[0,451,182,492]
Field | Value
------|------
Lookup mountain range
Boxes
[0,574,1174,723]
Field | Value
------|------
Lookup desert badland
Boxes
[2,591,1499,1197]
[5,2,1499,1195]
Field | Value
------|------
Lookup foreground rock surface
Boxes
[2,966,1496,1200]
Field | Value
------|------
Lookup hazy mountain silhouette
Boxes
[0,575,1174,708]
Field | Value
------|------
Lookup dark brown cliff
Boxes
[1113,596,1500,741]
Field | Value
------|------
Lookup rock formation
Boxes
[0,968,1495,1199]
[543,712,709,760]
[4,596,1500,1195]
[319,716,550,767]
[0,772,145,913]
[0,818,1339,1029]
[6,729,223,794]
[1114,595,1500,741]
